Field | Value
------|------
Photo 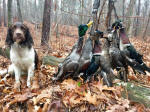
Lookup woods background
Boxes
[0,0,150,49]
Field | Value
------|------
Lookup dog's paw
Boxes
[14,82,21,92]
[31,79,39,92]
[27,81,31,88]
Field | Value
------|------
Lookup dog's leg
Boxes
[27,64,34,87]
[8,64,14,74]
[13,65,21,90]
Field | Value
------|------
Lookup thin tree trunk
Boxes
[41,0,51,46]
[105,0,113,28]
[81,0,84,24]
[34,0,37,21]
[0,0,2,26]
[8,0,13,27]
[143,12,150,40]
[3,0,7,26]
[16,0,23,22]
[134,0,141,37]
[122,0,125,21]
[92,0,100,31]
[126,0,136,37]
[98,0,106,24]
[113,3,119,20]
[54,0,59,38]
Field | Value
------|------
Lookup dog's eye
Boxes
[13,25,17,29]
[21,26,24,30]
[11,25,16,32]
[21,26,26,32]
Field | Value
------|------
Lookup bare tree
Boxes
[54,0,59,38]
[0,0,2,26]
[134,0,141,37]
[41,0,52,46]
[105,0,118,28]
[98,0,107,24]
[105,0,114,28]
[16,0,23,22]
[79,0,84,24]
[143,12,150,40]
[8,0,13,27]
[122,0,125,21]
[3,0,7,26]
[126,0,136,37]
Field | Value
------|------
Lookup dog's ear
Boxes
[5,26,14,47]
[25,28,34,48]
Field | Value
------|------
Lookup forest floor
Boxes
[0,23,150,111]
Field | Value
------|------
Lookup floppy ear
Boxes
[5,27,14,47]
[24,28,34,48]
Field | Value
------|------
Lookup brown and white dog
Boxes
[0,22,38,89]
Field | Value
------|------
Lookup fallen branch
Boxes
[118,82,150,108]
[0,47,64,66]
[0,47,10,59]
[42,56,64,66]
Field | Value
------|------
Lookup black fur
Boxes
[34,50,39,69]
[5,28,14,47]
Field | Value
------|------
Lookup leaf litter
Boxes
[0,26,150,111]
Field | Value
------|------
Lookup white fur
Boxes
[1,43,36,87]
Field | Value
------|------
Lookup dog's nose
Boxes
[16,33,22,37]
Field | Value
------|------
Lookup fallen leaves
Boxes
[4,91,33,111]
[0,25,150,111]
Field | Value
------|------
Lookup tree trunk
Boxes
[0,0,2,26]
[80,0,84,24]
[142,12,150,40]
[8,0,13,27]
[105,0,113,28]
[41,0,51,46]
[134,0,141,37]
[16,0,23,22]
[98,0,106,25]
[122,0,125,21]
[126,0,136,37]
[3,0,7,26]
[91,0,100,35]
[113,2,119,20]
[54,0,59,38]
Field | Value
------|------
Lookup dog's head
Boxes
[6,22,33,48]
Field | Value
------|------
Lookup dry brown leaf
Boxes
[4,91,33,111]
[61,79,77,91]
[83,90,98,105]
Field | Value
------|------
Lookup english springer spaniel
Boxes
[0,22,38,89]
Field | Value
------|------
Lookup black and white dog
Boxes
[0,22,38,88]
